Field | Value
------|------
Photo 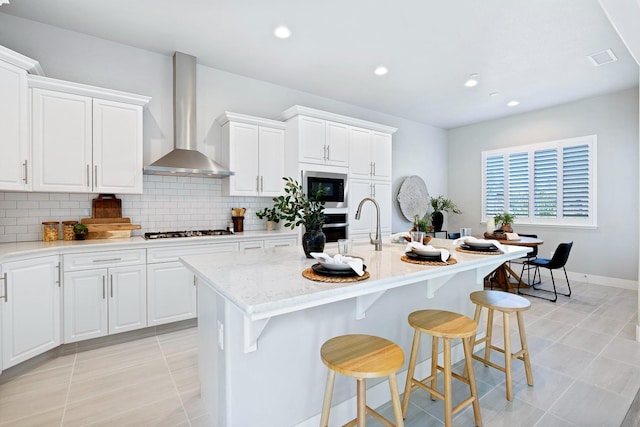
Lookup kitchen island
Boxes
[180,239,529,427]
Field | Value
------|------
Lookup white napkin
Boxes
[390,232,410,243]
[404,242,450,262]
[454,236,505,252]
[310,253,365,276]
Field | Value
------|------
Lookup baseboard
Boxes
[521,266,638,290]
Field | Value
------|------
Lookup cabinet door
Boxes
[299,116,325,164]
[0,61,29,191]
[348,127,373,179]
[348,179,375,238]
[228,122,260,196]
[147,262,196,326]
[372,132,392,180]
[32,88,92,192]
[93,99,143,194]
[2,255,60,369]
[259,127,285,196]
[325,121,349,167]
[108,265,146,334]
[373,181,392,235]
[63,269,108,343]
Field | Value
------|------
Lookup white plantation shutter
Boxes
[482,135,596,227]
[484,155,504,217]
[508,152,529,217]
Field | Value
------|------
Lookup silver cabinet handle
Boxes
[326,145,330,161]
[22,160,28,184]
[373,162,376,176]
[373,183,376,198]
[256,176,260,192]
[92,258,122,263]
[87,165,90,187]
[370,162,374,176]
[193,275,197,287]
[260,176,264,193]
[102,276,106,299]
[110,275,113,298]
[1,272,7,302]
[56,262,61,287]
[94,165,98,189]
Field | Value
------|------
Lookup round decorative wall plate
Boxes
[397,175,429,221]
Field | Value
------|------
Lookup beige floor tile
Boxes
[618,320,638,341]
[544,306,590,325]
[600,335,640,368]
[533,342,595,378]
[180,387,208,420]
[557,326,613,354]
[550,380,631,427]
[166,349,199,394]
[525,317,571,342]
[577,313,627,336]
[159,333,198,357]
[473,395,545,427]
[534,413,578,427]
[84,394,188,427]
[0,405,65,427]
[506,364,574,411]
[592,301,637,322]
[190,414,215,427]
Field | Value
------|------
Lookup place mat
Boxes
[456,246,504,255]
[302,268,370,283]
[400,255,458,266]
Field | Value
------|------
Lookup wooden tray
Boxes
[92,194,122,218]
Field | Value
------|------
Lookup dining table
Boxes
[485,235,544,292]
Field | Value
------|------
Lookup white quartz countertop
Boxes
[0,229,298,261]
[180,239,530,321]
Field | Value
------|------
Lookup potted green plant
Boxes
[73,223,89,240]
[493,212,516,233]
[430,195,462,231]
[274,177,325,257]
[255,206,281,231]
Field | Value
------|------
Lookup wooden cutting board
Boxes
[92,194,122,218]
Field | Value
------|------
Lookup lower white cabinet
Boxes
[1,255,60,369]
[63,250,146,343]
[146,242,238,327]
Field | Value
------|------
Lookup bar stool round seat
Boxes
[402,310,482,427]
[469,290,534,401]
[320,334,405,427]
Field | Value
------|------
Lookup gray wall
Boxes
[0,12,448,236]
[448,87,639,282]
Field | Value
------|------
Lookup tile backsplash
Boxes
[0,175,276,243]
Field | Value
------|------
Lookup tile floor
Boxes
[0,280,638,426]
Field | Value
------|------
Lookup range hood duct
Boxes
[143,52,233,177]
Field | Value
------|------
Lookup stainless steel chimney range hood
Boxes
[143,52,233,178]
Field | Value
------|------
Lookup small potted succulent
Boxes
[73,223,89,240]
[255,206,281,231]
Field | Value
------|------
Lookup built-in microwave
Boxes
[303,171,348,209]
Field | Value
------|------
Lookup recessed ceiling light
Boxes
[274,26,292,39]
[464,74,479,87]
[374,66,388,76]
[507,100,520,107]
[588,49,617,66]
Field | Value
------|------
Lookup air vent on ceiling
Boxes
[588,49,618,66]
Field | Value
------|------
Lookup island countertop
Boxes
[180,238,529,322]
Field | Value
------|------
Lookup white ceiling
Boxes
[1,0,638,129]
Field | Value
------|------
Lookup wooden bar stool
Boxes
[469,290,534,401]
[401,310,482,427]
[320,334,405,427]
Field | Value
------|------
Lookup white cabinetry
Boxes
[283,114,349,167]
[29,76,149,194]
[348,179,392,240]
[217,112,286,197]
[146,242,238,327]
[0,46,42,191]
[1,255,60,370]
[63,249,146,343]
[348,127,392,181]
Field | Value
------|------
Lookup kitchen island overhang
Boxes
[181,239,529,427]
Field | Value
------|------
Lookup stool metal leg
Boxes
[402,329,422,417]
[462,336,483,427]
[503,312,513,401]
[320,370,335,427]
[517,311,534,387]
[443,338,453,427]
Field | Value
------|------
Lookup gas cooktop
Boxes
[144,229,233,239]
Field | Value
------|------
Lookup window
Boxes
[482,135,596,227]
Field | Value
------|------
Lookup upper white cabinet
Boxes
[348,127,392,181]
[1,255,60,370]
[217,112,287,197]
[292,115,349,167]
[29,75,149,194]
[0,46,43,191]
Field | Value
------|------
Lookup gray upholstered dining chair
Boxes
[517,241,573,302]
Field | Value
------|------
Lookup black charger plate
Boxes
[311,263,367,277]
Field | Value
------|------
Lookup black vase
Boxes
[431,211,444,231]
[302,226,326,258]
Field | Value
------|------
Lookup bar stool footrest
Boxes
[343,406,396,427]
[472,354,506,373]
[453,396,477,416]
